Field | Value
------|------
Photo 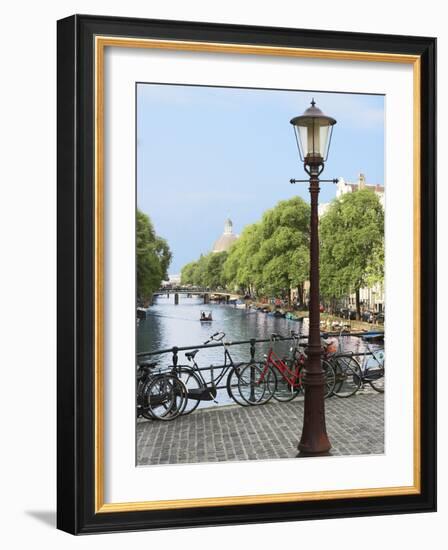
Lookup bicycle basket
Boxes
[324,337,339,354]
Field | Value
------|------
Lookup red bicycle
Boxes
[265,332,304,402]
[238,332,336,404]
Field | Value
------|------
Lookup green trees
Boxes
[136,209,172,301]
[256,197,310,304]
[320,189,384,318]
[223,223,263,294]
[222,197,310,300]
[204,252,228,289]
[179,191,384,312]
[180,197,310,300]
[180,252,228,289]
[180,259,200,286]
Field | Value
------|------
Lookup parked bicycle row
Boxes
[136,330,385,421]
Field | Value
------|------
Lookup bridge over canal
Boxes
[153,288,242,305]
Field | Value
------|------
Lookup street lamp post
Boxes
[290,99,337,457]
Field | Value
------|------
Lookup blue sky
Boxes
[137,84,384,274]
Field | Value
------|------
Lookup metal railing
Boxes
[137,330,381,365]
[137,336,299,373]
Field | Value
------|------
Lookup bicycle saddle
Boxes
[185,349,199,360]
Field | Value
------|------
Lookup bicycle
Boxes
[263,332,304,402]
[347,334,385,393]
[137,361,156,420]
[323,330,384,396]
[173,332,271,414]
[238,332,336,404]
[137,361,188,420]
[322,330,362,398]
[144,372,188,420]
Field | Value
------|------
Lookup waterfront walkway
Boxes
[137,391,384,465]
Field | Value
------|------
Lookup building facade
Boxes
[335,173,384,207]
[319,173,384,217]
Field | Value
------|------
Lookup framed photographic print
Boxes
[57,14,436,534]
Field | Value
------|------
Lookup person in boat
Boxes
[200,311,212,321]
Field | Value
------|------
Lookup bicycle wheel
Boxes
[332,356,362,390]
[367,351,385,393]
[143,374,187,420]
[137,373,158,420]
[322,360,336,398]
[368,367,385,393]
[273,362,301,402]
[330,357,361,398]
[173,367,203,415]
[237,362,277,405]
[297,361,335,398]
[137,378,150,419]
[226,363,254,406]
[140,374,174,420]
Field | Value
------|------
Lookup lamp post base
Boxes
[296,351,332,457]
[297,438,332,458]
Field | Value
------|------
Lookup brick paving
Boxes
[137,390,384,465]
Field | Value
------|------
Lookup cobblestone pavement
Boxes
[137,390,384,465]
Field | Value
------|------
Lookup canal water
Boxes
[137,293,382,408]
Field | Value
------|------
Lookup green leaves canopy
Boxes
[181,196,310,298]
[181,252,228,289]
[178,190,384,308]
[136,210,172,300]
[256,197,310,297]
[222,223,263,292]
[320,189,384,300]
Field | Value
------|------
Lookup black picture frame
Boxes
[57,14,436,534]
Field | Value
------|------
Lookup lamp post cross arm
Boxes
[290,178,338,184]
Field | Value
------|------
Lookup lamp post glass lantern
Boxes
[290,100,336,457]
[290,98,336,170]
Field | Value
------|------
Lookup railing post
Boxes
[250,338,256,403]
[172,347,178,370]
[250,339,256,362]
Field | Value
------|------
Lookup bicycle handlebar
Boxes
[272,331,300,340]
[203,331,225,345]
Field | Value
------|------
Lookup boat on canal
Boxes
[361,330,384,343]
[200,311,213,322]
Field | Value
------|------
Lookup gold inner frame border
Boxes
[94,35,421,513]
